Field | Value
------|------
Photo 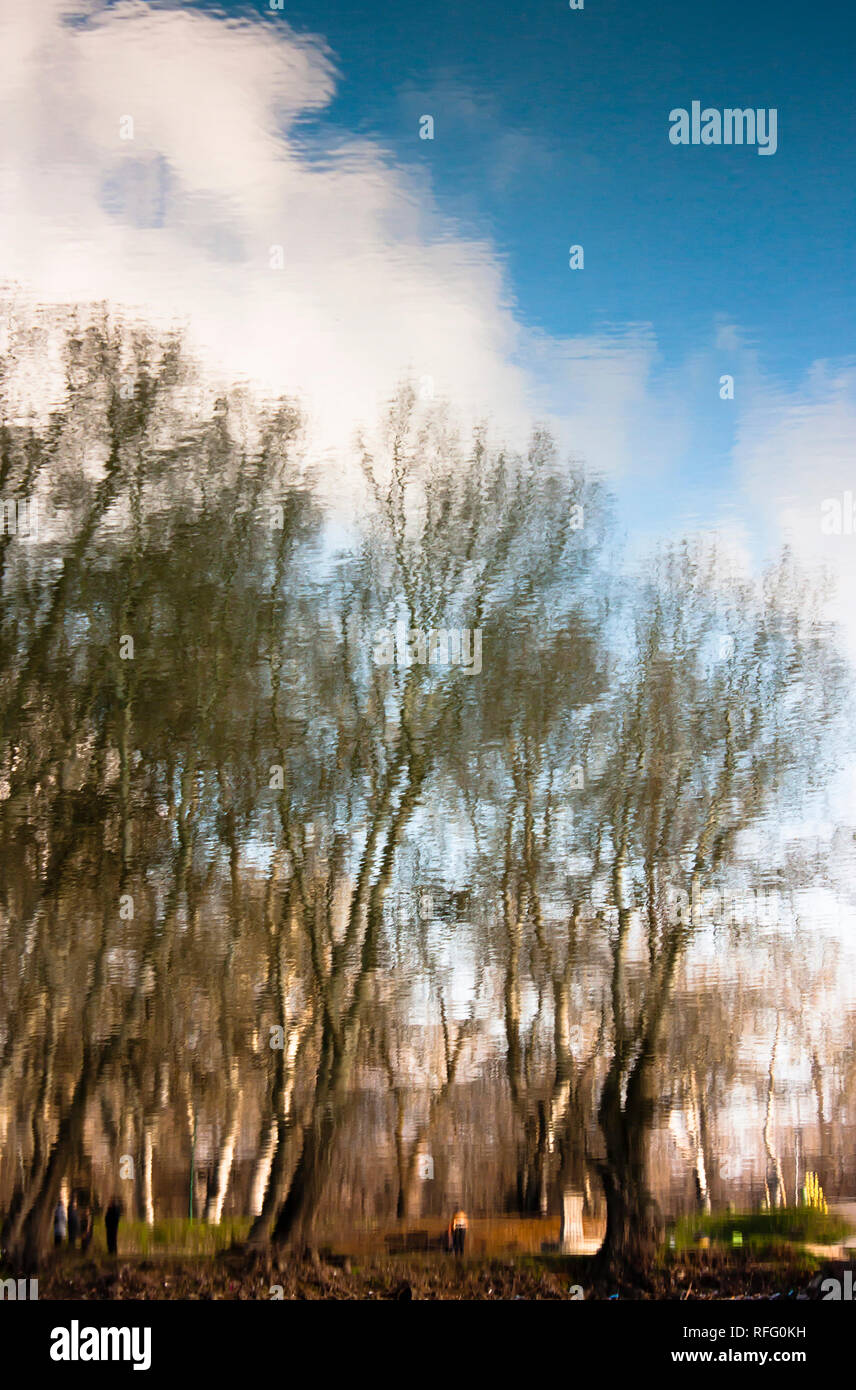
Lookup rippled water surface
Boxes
[1,1,855,1269]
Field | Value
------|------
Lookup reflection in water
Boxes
[0,308,853,1272]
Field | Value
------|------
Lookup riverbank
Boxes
[16,1246,836,1300]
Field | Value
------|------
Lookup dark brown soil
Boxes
[20,1246,835,1300]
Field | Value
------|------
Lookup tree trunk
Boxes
[598,1160,663,1273]
[203,1083,241,1224]
[245,1112,298,1248]
[7,1050,97,1271]
[271,1105,337,1248]
[249,1118,278,1218]
[559,1187,585,1251]
[596,1030,664,1275]
[136,1119,155,1224]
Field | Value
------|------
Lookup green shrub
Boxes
[672,1207,851,1251]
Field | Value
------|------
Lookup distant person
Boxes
[67,1196,80,1249]
[448,1207,468,1256]
[80,1204,93,1254]
[105,1197,122,1256]
[53,1199,67,1249]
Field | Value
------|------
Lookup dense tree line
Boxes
[0,308,847,1271]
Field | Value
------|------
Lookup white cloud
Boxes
[734,362,856,657]
[0,0,530,458]
[0,0,689,492]
[2,1,854,635]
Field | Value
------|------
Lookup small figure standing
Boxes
[105,1197,122,1256]
[53,1199,67,1249]
[448,1207,468,1256]
[67,1196,81,1249]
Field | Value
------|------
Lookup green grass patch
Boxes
[104,1216,252,1257]
[672,1207,852,1251]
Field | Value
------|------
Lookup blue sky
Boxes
[144,0,856,560]
[2,0,855,615]
[240,0,856,384]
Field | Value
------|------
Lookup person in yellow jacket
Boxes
[448,1207,468,1256]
